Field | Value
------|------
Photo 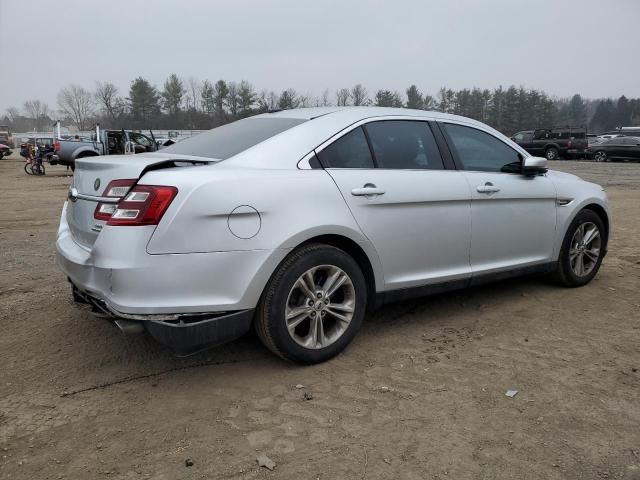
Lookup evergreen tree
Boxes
[568,94,587,126]
[201,80,215,116]
[128,77,160,126]
[238,80,257,117]
[375,90,403,107]
[161,73,185,116]
[278,89,299,110]
[212,80,229,124]
[405,85,423,109]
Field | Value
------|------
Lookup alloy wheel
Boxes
[594,151,607,162]
[569,221,601,277]
[285,265,355,349]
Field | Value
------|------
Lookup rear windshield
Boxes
[162,117,307,160]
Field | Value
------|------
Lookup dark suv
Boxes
[511,127,587,160]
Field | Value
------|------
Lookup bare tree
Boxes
[320,89,331,107]
[95,82,124,124]
[187,76,201,111]
[336,88,351,106]
[23,100,50,131]
[350,84,369,106]
[298,91,313,108]
[226,82,239,117]
[5,107,20,124]
[58,84,94,131]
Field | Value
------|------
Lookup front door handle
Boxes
[351,183,385,197]
[476,182,500,194]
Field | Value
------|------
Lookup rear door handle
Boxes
[476,182,500,194]
[351,184,385,197]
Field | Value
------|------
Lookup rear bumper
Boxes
[72,284,253,354]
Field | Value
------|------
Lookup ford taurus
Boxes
[56,107,609,363]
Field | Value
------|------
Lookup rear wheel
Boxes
[553,209,605,287]
[545,147,559,160]
[594,150,607,162]
[255,243,367,364]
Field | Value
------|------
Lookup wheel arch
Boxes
[74,149,99,159]
[582,203,610,245]
[296,234,379,309]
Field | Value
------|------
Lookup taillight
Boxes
[107,185,178,226]
[94,179,136,221]
[567,140,572,148]
[54,141,60,152]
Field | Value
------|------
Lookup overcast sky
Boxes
[0,0,638,113]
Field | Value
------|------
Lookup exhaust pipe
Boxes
[113,319,145,335]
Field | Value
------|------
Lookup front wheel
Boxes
[553,209,605,287]
[24,162,34,175]
[545,147,559,160]
[594,151,607,162]
[255,244,367,364]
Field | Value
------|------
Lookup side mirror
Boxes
[522,156,547,175]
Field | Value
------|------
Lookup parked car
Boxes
[0,125,14,148]
[53,127,158,170]
[601,127,640,138]
[0,143,12,159]
[57,107,609,363]
[587,136,640,162]
[511,127,587,160]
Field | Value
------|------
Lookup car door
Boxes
[440,122,557,277]
[630,138,640,160]
[318,119,472,290]
[618,137,640,160]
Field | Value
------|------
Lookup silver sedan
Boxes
[56,107,609,363]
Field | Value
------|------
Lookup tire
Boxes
[255,243,367,364]
[545,147,559,160]
[594,150,607,162]
[24,163,34,175]
[553,209,606,287]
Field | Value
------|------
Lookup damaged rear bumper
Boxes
[72,285,253,355]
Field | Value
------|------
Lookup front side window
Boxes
[444,123,522,173]
[364,121,444,170]
[317,127,374,168]
[129,132,153,147]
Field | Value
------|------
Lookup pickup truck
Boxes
[53,126,158,170]
[511,127,588,160]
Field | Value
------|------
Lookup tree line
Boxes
[3,75,640,135]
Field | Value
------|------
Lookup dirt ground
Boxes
[1,154,639,480]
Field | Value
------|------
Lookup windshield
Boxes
[162,117,307,160]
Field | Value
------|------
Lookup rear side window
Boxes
[364,121,444,170]
[317,127,374,168]
[550,130,570,139]
[162,117,306,160]
[444,123,521,173]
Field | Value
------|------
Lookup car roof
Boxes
[254,106,486,126]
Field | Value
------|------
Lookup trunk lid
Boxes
[66,153,217,248]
